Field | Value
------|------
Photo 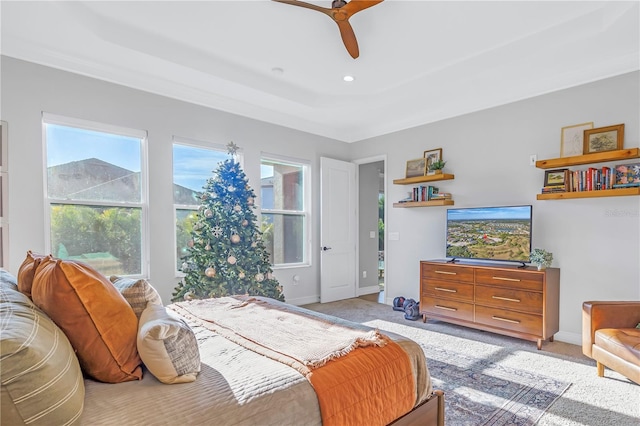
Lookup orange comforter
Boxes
[309,340,416,426]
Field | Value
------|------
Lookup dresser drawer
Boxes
[422,279,474,302]
[421,296,474,322]
[475,269,543,291]
[475,285,542,314]
[475,305,541,336]
[421,263,474,283]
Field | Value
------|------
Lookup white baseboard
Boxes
[286,295,320,306]
[554,330,582,346]
[358,285,380,296]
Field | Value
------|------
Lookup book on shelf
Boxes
[542,166,630,194]
[614,162,640,187]
[410,185,440,202]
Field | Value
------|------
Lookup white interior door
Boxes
[320,157,356,303]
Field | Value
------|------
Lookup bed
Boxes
[79,296,444,426]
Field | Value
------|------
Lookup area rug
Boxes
[421,344,571,425]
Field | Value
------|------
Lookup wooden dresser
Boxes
[420,260,560,349]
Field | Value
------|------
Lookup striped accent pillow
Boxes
[110,276,163,319]
[137,304,200,384]
[1,276,85,426]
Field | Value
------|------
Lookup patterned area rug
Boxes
[422,345,571,425]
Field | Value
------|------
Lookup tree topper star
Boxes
[227,141,239,156]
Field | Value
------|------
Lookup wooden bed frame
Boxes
[391,390,445,426]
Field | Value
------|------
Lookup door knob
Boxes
[322,246,332,251]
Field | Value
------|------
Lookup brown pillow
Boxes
[17,251,50,299]
[31,259,143,383]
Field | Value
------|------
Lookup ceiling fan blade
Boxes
[336,20,359,59]
[341,0,384,18]
[271,0,333,18]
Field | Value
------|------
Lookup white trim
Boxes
[41,114,149,277]
[358,285,380,296]
[260,153,311,267]
[554,330,582,346]
[284,295,320,306]
[42,112,147,139]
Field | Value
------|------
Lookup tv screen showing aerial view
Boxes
[446,206,532,262]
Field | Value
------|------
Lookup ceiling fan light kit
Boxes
[272,0,384,59]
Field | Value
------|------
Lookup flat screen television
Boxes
[446,205,533,265]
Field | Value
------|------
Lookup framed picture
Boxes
[560,122,592,157]
[544,168,568,187]
[423,148,443,172]
[614,163,640,187]
[583,124,624,154]
[405,158,427,178]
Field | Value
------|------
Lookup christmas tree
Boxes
[172,142,284,302]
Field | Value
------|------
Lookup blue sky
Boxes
[447,206,532,220]
[46,124,141,171]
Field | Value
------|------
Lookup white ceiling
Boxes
[2,1,638,143]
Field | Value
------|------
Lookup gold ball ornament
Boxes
[251,242,258,248]
[255,273,265,282]
[231,234,241,244]
[247,197,254,205]
[204,209,213,218]
[228,185,235,192]
[205,267,216,277]
[184,291,195,301]
[227,255,237,265]
[238,271,245,279]
[205,243,211,251]
[242,220,249,227]
[187,240,194,248]
[234,205,242,212]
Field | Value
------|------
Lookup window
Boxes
[43,114,147,276]
[173,140,228,272]
[260,156,309,266]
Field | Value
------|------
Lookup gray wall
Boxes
[1,57,349,305]
[2,55,639,345]
[349,71,640,344]
[358,161,382,290]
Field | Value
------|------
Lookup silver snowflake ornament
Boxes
[212,226,223,238]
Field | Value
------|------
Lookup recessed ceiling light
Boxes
[343,75,355,82]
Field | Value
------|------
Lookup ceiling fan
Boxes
[272,0,384,59]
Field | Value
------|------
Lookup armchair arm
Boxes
[582,301,640,358]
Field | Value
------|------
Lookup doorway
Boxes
[357,159,385,304]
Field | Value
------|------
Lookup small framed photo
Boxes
[561,122,592,157]
[544,169,568,187]
[405,158,427,178]
[583,124,624,154]
[423,148,443,171]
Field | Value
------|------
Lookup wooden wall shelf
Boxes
[537,187,640,200]
[393,200,454,208]
[393,173,454,185]
[535,148,640,169]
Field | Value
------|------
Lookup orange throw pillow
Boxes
[31,259,142,383]
[17,251,50,298]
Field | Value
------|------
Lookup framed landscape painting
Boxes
[583,124,624,154]
[405,158,427,178]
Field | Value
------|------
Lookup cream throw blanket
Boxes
[170,296,389,375]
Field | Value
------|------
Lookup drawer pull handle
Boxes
[435,287,457,293]
[492,316,520,324]
[435,305,457,312]
[435,271,457,275]
[492,276,521,282]
[492,295,520,303]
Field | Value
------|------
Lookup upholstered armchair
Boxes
[582,301,640,385]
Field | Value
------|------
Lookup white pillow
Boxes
[137,304,200,384]
[110,276,163,319]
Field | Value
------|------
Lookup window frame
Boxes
[172,137,237,276]
[260,153,311,268]
[42,113,149,278]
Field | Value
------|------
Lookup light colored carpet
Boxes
[302,297,640,426]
